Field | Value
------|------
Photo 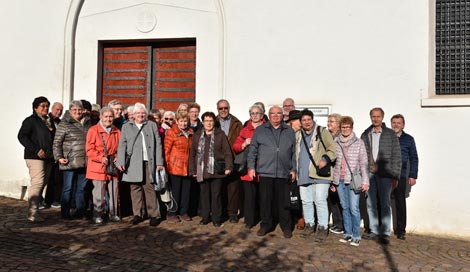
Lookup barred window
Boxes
[436,0,470,95]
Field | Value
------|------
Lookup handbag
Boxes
[214,160,226,174]
[301,127,331,178]
[287,180,301,210]
[339,144,363,194]
[124,124,145,172]
[233,148,249,175]
[100,134,117,176]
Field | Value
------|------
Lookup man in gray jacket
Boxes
[360,107,401,244]
[248,105,296,238]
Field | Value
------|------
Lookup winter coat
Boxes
[397,131,419,179]
[233,120,264,182]
[164,124,193,177]
[188,128,233,180]
[116,120,164,183]
[217,114,243,147]
[85,123,121,181]
[53,110,91,170]
[360,123,401,179]
[18,112,55,160]
[247,122,296,179]
[333,133,369,186]
[295,125,337,182]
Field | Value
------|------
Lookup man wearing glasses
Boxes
[216,99,243,224]
[247,105,296,239]
[282,97,296,122]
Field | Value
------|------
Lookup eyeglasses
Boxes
[283,104,294,108]
[250,112,262,116]
[269,112,283,115]
[218,107,229,111]
[164,118,174,121]
[341,126,352,130]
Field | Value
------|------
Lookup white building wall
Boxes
[1,0,469,238]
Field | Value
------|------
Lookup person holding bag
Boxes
[332,116,369,246]
[86,107,121,224]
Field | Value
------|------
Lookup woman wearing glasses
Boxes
[233,104,265,229]
[332,116,369,247]
[53,100,92,220]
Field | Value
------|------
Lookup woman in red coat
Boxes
[233,104,265,229]
[86,107,121,224]
[164,112,193,222]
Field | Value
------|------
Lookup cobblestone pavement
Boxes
[1,196,469,272]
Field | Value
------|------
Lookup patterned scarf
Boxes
[339,132,356,147]
[196,130,215,182]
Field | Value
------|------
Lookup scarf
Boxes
[196,130,215,182]
[99,120,112,134]
[339,132,356,147]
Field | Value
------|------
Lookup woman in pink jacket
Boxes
[332,116,369,247]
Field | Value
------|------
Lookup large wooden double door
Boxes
[98,40,196,111]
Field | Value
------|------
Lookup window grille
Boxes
[436,0,470,94]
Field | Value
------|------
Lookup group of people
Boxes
[18,96,418,247]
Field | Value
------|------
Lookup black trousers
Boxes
[168,175,191,217]
[225,174,241,217]
[259,177,292,231]
[392,177,407,235]
[243,181,259,227]
[200,178,223,223]
[327,188,343,228]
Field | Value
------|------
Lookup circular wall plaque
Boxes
[136,11,157,33]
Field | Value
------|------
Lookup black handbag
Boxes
[301,127,332,178]
[287,180,301,210]
[233,148,248,175]
[214,160,226,174]
[100,135,117,176]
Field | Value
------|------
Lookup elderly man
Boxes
[248,105,296,238]
[108,99,125,130]
[216,99,243,223]
[361,107,401,245]
[391,114,419,240]
[282,97,296,122]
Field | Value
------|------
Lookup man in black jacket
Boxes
[361,107,401,244]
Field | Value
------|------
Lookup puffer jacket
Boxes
[360,123,401,179]
[164,124,193,177]
[53,110,91,170]
[333,133,369,186]
[86,123,121,180]
[233,120,265,182]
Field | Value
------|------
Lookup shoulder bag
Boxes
[339,144,363,194]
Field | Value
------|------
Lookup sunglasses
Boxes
[218,107,229,110]
[164,118,174,121]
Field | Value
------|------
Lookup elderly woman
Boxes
[86,107,121,224]
[327,113,344,235]
[176,103,188,115]
[164,112,193,222]
[116,103,164,226]
[233,104,265,229]
[18,96,56,222]
[53,100,91,220]
[189,112,233,227]
[332,116,369,247]
[161,111,175,131]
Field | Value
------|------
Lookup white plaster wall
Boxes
[74,0,220,111]
[0,0,71,198]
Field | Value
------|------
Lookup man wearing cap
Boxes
[248,105,296,238]
[295,109,336,242]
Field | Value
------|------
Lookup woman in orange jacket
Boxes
[86,107,121,224]
[164,112,193,222]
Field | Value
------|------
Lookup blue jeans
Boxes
[61,169,87,218]
[336,180,361,239]
[299,182,330,228]
[367,174,392,236]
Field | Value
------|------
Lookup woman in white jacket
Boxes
[332,116,369,247]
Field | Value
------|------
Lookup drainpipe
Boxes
[62,0,85,104]
[215,0,226,98]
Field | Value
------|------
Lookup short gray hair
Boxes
[133,103,148,115]
[249,104,264,114]
[69,100,83,109]
[108,99,122,108]
[100,106,114,117]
